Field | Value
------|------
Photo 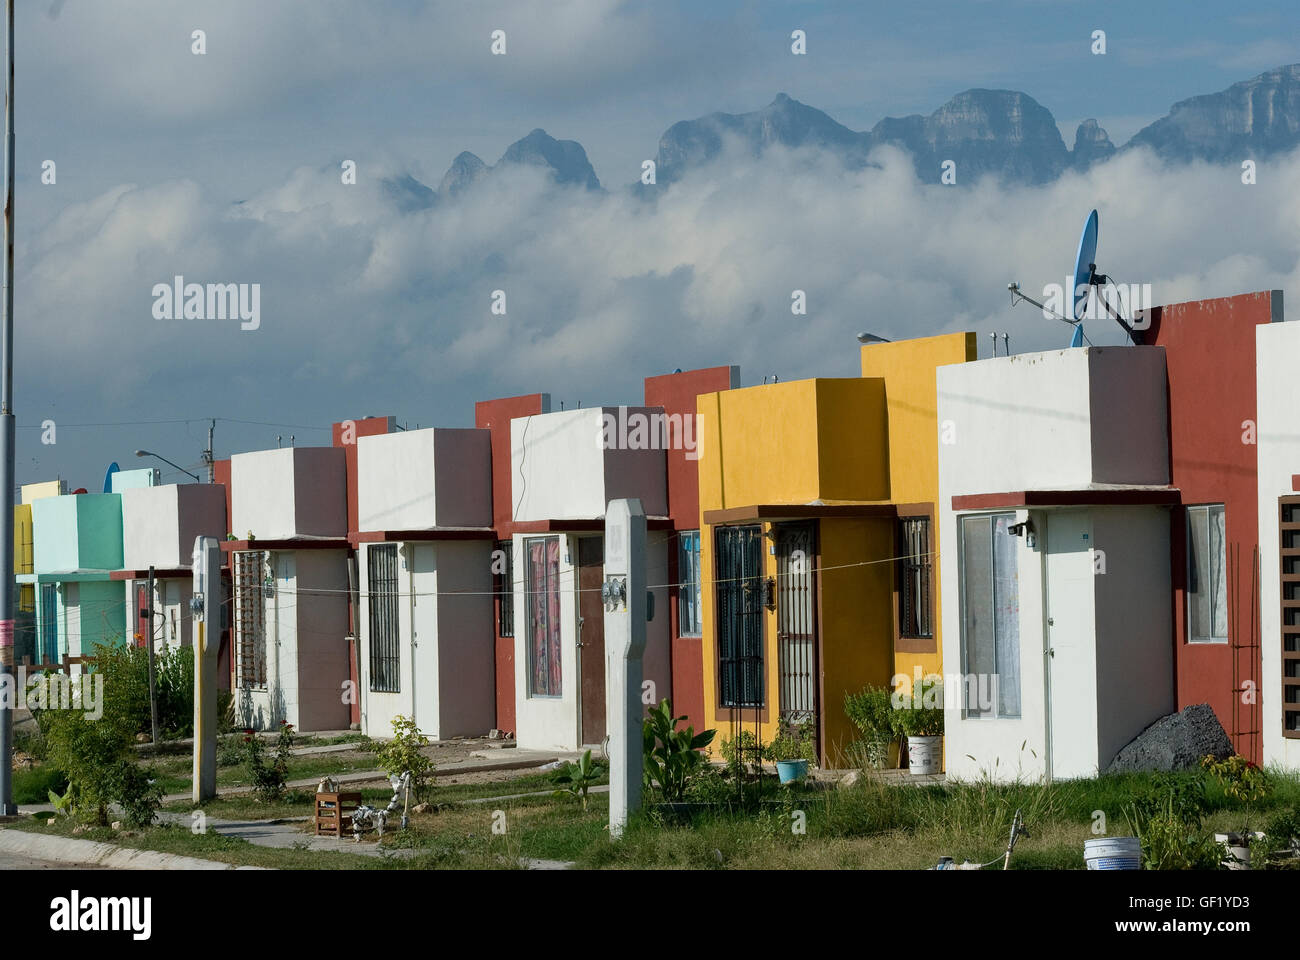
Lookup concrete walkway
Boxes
[17,748,573,816]
[0,828,266,870]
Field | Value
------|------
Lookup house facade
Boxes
[352,427,496,740]
[111,483,227,666]
[226,447,351,732]
[937,345,1177,782]
[509,405,671,751]
[695,334,973,767]
[24,492,126,668]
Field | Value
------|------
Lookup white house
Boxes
[936,346,1177,781]
[509,406,672,752]
[113,483,227,666]
[226,447,350,732]
[1256,321,1300,769]
[353,427,496,740]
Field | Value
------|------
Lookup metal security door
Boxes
[775,522,818,728]
[577,536,606,745]
[39,583,58,664]
[715,525,763,708]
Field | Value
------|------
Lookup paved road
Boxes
[0,851,102,870]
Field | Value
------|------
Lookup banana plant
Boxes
[642,699,716,802]
[552,749,601,811]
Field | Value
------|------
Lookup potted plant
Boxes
[898,678,943,776]
[763,719,817,783]
[844,685,901,770]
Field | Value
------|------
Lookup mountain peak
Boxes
[500,129,601,190]
[1127,61,1300,161]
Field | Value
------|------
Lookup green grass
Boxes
[12,765,68,805]
[18,763,1300,871]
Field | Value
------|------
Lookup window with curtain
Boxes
[496,539,514,638]
[1187,504,1228,643]
[526,536,562,697]
[960,513,1021,718]
[677,530,702,637]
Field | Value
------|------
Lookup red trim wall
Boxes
[331,415,395,727]
[1147,290,1276,763]
[475,393,551,736]
[644,365,738,736]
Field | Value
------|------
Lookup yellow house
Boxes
[14,503,35,662]
[696,332,975,767]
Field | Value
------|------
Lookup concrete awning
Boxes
[951,485,1181,511]
[349,528,497,546]
[221,537,350,553]
[704,502,899,525]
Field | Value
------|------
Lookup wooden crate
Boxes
[315,791,362,838]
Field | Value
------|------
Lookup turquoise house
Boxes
[21,493,126,664]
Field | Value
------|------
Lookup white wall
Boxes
[235,548,350,732]
[1257,321,1300,770]
[512,533,579,750]
[358,539,495,740]
[121,484,226,569]
[1092,507,1175,769]
[511,407,667,522]
[937,346,1168,496]
[231,447,346,540]
[357,428,492,531]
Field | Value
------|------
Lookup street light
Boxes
[857,332,891,344]
[135,449,201,483]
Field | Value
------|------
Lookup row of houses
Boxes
[12,287,1300,780]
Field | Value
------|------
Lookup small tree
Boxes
[375,715,435,800]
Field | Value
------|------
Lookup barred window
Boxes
[368,543,401,693]
[899,517,933,639]
[234,551,267,689]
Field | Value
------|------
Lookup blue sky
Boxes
[13,0,1300,491]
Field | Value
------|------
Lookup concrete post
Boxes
[191,536,221,803]
[604,498,646,839]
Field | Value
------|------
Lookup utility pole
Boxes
[146,566,159,744]
[203,418,215,483]
[0,0,17,815]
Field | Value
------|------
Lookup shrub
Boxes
[12,764,67,805]
[1124,776,1221,870]
[41,707,161,826]
[896,677,944,738]
[85,641,194,739]
[1254,805,1300,869]
[642,699,716,802]
[844,685,900,768]
[719,730,763,777]
[762,719,817,765]
[374,715,435,800]
[244,722,294,802]
[1201,754,1271,803]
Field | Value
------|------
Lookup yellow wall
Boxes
[697,336,975,768]
[21,480,63,503]
[861,333,977,684]
[697,380,894,763]
[14,503,31,575]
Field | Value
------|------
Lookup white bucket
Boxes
[907,735,942,775]
[1084,837,1142,870]
[1214,833,1256,870]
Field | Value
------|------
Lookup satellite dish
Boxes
[1072,209,1099,323]
[1006,207,1139,348]
[103,461,120,494]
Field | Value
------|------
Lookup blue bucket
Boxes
[776,759,809,784]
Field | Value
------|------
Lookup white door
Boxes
[1045,511,1099,779]
[409,543,439,738]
